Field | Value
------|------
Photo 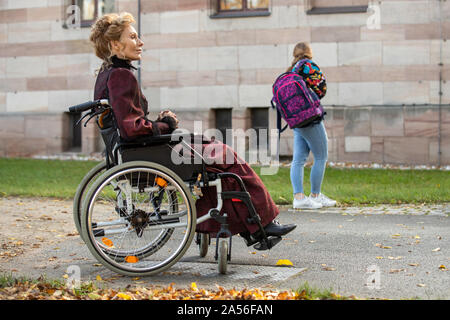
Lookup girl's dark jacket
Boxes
[93,56,279,236]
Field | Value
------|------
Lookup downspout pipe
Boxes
[438,0,443,167]
[137,0,141,85]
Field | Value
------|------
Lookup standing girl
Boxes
[288,42,336,209]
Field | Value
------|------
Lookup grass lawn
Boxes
[0,158,97,199]
[256,165,449,205]
[0,157,448,205]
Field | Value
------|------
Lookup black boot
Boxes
[239,221,296,247]
[263,220,296,237]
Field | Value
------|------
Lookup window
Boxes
[67,112,82,151]
[307,0,368,15]
[65,0,115,28]
[210,0,271,18]
[214,109,232,145]
[250,108,269,148]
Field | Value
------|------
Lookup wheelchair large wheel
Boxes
[73,160,108,242]
[80,161,197,276]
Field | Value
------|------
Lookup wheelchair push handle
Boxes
[69,99,109,113]
[69,99,110,127]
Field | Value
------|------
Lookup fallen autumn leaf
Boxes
[276,259,293,267]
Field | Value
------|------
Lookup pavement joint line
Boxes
[283,204,449,216]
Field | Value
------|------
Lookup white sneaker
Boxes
[311,193,337,207]
[293,196,323,209]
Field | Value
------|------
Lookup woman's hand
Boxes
[157,110,179,129]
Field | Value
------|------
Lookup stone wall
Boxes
[0,0,449,165]
[0,112,71,157]
[277,105,450,165]
[1,105,447,165]
[173,104,450,166]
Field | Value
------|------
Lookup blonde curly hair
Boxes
[89,12,135,71]
[286,42,313,72]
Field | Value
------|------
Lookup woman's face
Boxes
[111,25,144,61]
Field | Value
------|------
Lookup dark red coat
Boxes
[94,56,170,139]
[93,56,279,236]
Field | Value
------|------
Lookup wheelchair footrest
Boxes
[253,236,282,251]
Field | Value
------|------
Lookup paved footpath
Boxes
[0,197,449,299]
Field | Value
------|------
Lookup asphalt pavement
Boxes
[0,198,449,300]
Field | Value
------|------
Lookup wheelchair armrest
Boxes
[118,132,210,149]
[118,135,176,149]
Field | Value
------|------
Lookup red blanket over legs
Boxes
[193,140,279,236]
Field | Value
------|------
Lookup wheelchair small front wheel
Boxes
[198,233,210,258]
[80,161,196,277]
[218,239,228,275]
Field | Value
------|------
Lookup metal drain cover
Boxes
[151,262,307,290]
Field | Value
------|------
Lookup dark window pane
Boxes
[251,108,269,147]
[215,109,232,145]
[313,0,368,6]
[307,0,369,15]
[68,112,82,150]
[251,108,268,128]
[215,109,232,128]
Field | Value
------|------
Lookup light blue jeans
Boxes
[290,121,328,195]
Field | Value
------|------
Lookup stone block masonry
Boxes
[0,0,448,166]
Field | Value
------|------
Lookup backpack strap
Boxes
[277,110,288,134]
[270,98,288,135]
[270,98,288,159]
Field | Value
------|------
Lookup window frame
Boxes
[306,5,368,15]
[71,0,99,28]
[210,0,271,19]
[64,0,114,28]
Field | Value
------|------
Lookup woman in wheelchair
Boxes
[89,12,296,251]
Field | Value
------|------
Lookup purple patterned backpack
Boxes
[271,60,324,131]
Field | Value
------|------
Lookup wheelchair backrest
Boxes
[96,105,205,182]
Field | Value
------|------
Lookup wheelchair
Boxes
[69,99,281,276]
